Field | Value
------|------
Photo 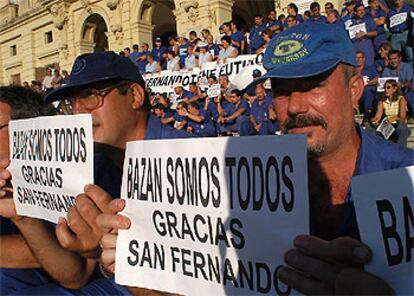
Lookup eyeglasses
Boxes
[68,81,130,110]
[385,86,393,89]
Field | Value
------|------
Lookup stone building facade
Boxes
[0,0,344,85]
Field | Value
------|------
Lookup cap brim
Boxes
[44,76,121,102]
[245,59,343,90]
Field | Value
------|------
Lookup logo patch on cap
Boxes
[271,39,309,64]
[72,58,87,75]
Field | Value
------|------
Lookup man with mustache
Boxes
[95,23,413,295]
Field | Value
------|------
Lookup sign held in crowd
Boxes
[8,114,94,223]
[377,77,399,92]
[347,23,367,39]
[115,135,309,295]
[144,54,266,96]
[352,166,414,295]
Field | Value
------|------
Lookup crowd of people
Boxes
[30,0,413,146]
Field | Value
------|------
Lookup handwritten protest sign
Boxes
[295,0,313,14]
[207,84,222,98]
[8,114,94,223]
[389,12,407,28]
[377,77,399,92]
[348,23,367,39]
[115,135,308,295]
[352,166,414,295]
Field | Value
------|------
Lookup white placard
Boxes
[8,114,94,224]
[376,117,395,140]
[352,166,414,295]
[207,83,222,98]
[145,54,265,96]
[363,75,369,86]
[295,0,313,14]
[377,77,399,92]
[115,135,309,295]
[389,12,408,28]
[411,11,414,18]
[362,0,369,7]
[348,23,367,39]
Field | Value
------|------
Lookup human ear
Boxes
[130,84,145,110]
[349,74,364,109]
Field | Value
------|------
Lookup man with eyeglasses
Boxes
[308,2,327,23]
[285,15,299,28]
[0,51,190,294]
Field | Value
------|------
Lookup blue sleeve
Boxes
[366,18,377,32]
[233,31,243,43]
[370,66,379,79]
[239,99,249,111]
[199,109,209,119]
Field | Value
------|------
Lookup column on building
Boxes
[173,0,233,38]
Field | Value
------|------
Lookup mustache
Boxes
[282,114,328,133]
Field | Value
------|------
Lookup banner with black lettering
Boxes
[352,165,414,295]
[8,114,94,224]
[115,135,308,295]
[144,54,265,95]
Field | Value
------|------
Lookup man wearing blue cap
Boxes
[151,37,167,69]
[0,51,190,294]
[260,22,412,294]
[94,23,414,295]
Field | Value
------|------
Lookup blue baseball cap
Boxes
[258,22,357,82]
[45,51,145,102]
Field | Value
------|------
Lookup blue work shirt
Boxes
[308,15,327,23]
[361,65,379,81]
[145,114,190,139]
[187,109,216,137]
[128,51,140,66]
[230,30,244,52]
[207,43,220,59]
[136,51,150,73]
[250,98,270,124]
[349,16,377,66]
[387,4,412,33]
[151,46,167,68]
[382,62,413,92]
[178,89,193,101]
[367,8,386,35]
[249,23,267,53]
[266,19,283,31]
[311,125,414,241]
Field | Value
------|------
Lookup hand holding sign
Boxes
[278,235,393,295]
[56,184,113,259]
[96,198,130,273]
